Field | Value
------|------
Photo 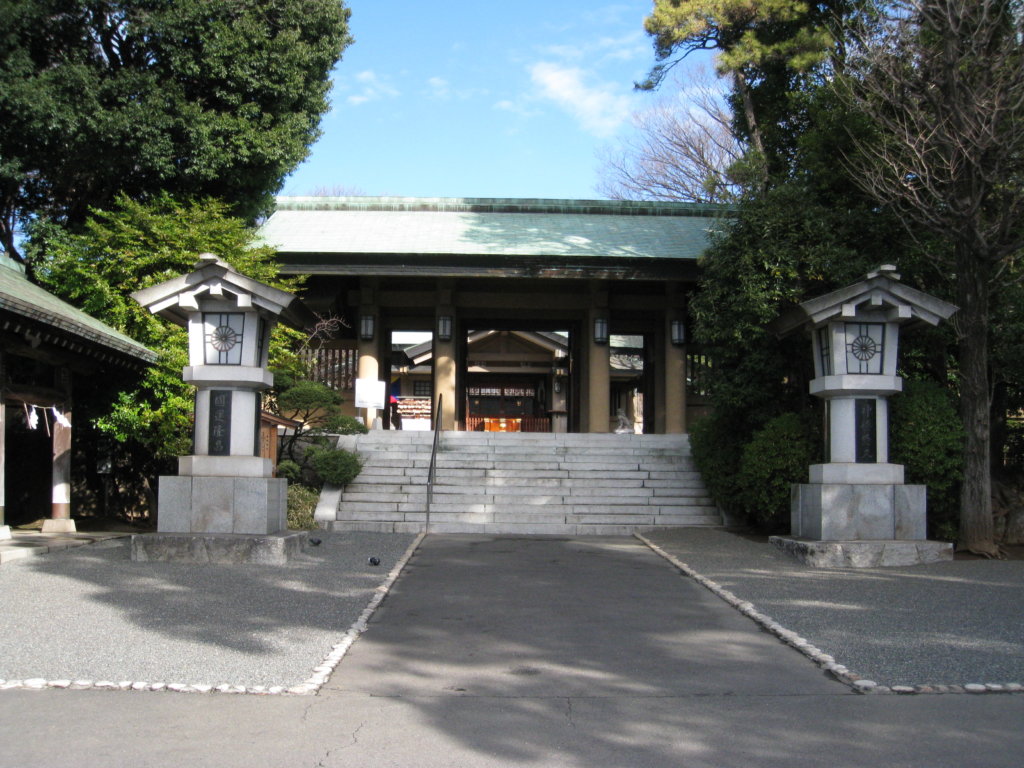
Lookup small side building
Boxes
[0,254,155,535]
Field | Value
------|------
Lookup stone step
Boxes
[443,455,648,467]
[408,485,661,500]
[435,445,690,457]
[324,519,720,536]
[331,506,722,525]
[328,431,720,534]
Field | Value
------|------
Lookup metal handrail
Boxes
[424,394,443,533]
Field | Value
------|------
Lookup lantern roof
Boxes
[771,265,957,337]
[132,254,315,330]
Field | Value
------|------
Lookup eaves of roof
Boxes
[257,196,733,267]
[0,258,155,364]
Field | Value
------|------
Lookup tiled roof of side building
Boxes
[257,197,733,261]
[0,256,155,363]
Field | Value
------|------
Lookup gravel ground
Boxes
[4,527,1020,692]
[643,528,1024,688]
[0,532,416,689]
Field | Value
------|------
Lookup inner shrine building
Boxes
[257,197,727,434]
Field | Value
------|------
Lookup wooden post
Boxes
[0,372,8,538]
[663,310,686,434]
[43,366,75,533]
[434,302,457,431]
[586,307,610,433]
[357,278,381,428]
[357,331,379,428]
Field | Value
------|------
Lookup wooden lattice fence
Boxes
[300,346,357,392]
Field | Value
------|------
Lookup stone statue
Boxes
[615,408,633,434]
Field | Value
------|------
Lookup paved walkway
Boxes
[329,535,840,699]
[0,531,1021,767]
[0,529,129,564]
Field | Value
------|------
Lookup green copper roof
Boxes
[257,197,731,262]
[0,256,155,363]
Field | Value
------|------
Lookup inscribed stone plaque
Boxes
[208,390,232,456]
[854,398,876,463]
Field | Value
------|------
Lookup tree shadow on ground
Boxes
[644,528,1024,687]
[321,535,862,766]
[0,532,415,686]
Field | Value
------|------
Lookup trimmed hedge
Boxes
[689,409,747,523]
[736,412,817,532]
[890,379,963,540]
[306,446,362,487]
[690,379,962,538]
[320,413,369,435]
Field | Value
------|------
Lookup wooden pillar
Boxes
[357,279,381,428]
[586,305,610,433]
[0,354,8,537]
[357,331,379,428]
[43,366,75,533]
[663,309,687,434]
[434,288,457,430]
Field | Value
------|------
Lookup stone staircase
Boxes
[316,431,722,535]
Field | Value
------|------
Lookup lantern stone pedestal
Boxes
[128,254,314,564]
[768,266,956,568]
[768,535,955,568]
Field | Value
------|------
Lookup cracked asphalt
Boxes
[2,533,1022,768]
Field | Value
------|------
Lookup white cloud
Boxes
[344,70,400,106]
[427,76,450,97]
[528,62,631,137]
[537,31,647,66]
[493,98,541,119]
[595,33,649,63]
[426,76,489,101]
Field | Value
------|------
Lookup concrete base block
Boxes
[791,482,926,540]
[130,531,308,565]
[41,518,77,533]
[158,476,287,535]
[769,536,953,568]
[0,525,11,540]
[178,455,271,478]
[809,463,905,484]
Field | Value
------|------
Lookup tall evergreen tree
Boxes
[840,0,1024,556]
[0,0,351,261]
[640,0,863,181]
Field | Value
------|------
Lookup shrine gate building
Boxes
[258,197,726,434]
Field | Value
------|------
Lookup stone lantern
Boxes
[770,266,957,567]
[130,254,314,562]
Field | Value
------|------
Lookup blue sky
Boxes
[280,1,707,201]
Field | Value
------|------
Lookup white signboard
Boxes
[355,378,386,410]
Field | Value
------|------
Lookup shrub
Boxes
[306,446,362,487]
[890,379,964,540]
[320,413,369,435]
[736,412,817,533]
[287,483,320,530]
[276,459,302,483]
[274,379,346,463]
[689,409,748,522]
[276,380,343,414]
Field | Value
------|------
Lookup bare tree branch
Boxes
[841,0,1024,269]
[598,67,745,203]
[838,0,1024,557]
[301,312,350,351]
